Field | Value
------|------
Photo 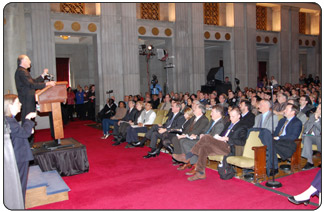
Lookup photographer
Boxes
[150,75,162,95]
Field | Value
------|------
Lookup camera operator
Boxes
[150,75,162,96]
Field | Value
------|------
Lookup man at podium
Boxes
[15,55,56,146]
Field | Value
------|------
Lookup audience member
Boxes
[301,104,321,170]
[88,84,96,121]
[159,94,172,111]
[66,87,75,121]
[101,101,127,139]
[253,99,278,132]
[97,98,117,123]
[239,99,255,129]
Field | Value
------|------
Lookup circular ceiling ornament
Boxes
[71,22,81,31]
[312,40,316,47]
[165,28,172,36]
[138,26,146,35]
[273,37,278,44]
[54,21,64,31]
[305,40,309,46]
[88,23,97,32]
[225,33,231,40]
[152,27,159,36]
[204,31,210,39]
[215,32,221,40]
[265,36,270,43]
[256,36,261,42]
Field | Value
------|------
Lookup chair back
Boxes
[205,110,212,121]
[156,109,168,117]
[277,114,284,121]
[242,131,263,159]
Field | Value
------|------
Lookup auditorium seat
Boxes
[226,131,267,183]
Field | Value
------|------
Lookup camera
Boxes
[151,75,158,86]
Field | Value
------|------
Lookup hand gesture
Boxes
[46,81,56,87]
[26,112,37,120]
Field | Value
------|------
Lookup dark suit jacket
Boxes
[221,120,248,146]
[183,115,209,136]
[164,112,186,130]
[122,107,138,122]
[197,118,225,139]
[240,111,255,129]
[15,67,46,121]
[98,103,117,120]
[273,116,303,160]
[5,116,34,163]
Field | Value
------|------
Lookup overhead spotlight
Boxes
[147,45,153,51]
[60,35,70,40]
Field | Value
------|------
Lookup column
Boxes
[27,3,56,77]
[3,3,27,94]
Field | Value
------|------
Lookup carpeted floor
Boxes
[32,120,320,210]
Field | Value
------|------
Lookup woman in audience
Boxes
[66,87,75,121]
[101,101,127,139]
[4,94,36,204]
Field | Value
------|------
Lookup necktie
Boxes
[189,120,196,132]
[221,123,234,136]
[278,120,288,136]
[206,121,215,134]
[259,115,263,128]
[167,114,176,128]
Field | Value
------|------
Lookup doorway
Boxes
[56,58,70,86]
[258,61,267,82]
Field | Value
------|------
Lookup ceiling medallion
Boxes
[88,23,97,32]
[138,26,146,35]
[54,21,64,31]
[165,28,172,36]
[225,33,231,40]
[215,32,221,40]
[204,31,210,39]
[152,27,159,36]
[71,22,81,31]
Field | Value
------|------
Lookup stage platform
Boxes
[32,138,89,176]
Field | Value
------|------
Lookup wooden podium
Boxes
[35,81,68,140]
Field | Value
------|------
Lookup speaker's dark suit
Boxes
[146,112,186,148]
[15,67,46,123]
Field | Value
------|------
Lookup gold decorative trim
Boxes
[265,36,269,43]
[204,31,210,39]
[256,36,261,42]
[138,26,146,35]
[54,21,64,31]
[215,32,221,40]
[165,28,172,36]
[299,39,303,45]
[71,22,81,31]
[225,33,231,40]
[152,27,159,35]
[88,23,97,32]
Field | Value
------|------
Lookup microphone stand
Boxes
[266,85,282,188]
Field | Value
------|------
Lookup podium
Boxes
[35,81,68,141]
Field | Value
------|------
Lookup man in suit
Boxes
[301,104,321,170]
[239,99,255,129]
[159,94,172,111]
[15,55,56,146]
[173,105,225,174]
[174,107,248,181]
[134,101,186,158]
[171,103,209,170]
[299,95,315,117]
[112,100,138,140]
[262,103,303,176]
[253,99,279,132]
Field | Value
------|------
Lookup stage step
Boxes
[25,165,70,209]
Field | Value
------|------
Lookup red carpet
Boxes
[32,120,319,210]
[260,168,320,205]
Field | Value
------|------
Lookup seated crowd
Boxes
[97,76,321,181]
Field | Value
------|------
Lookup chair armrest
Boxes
[252,146,267,175]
